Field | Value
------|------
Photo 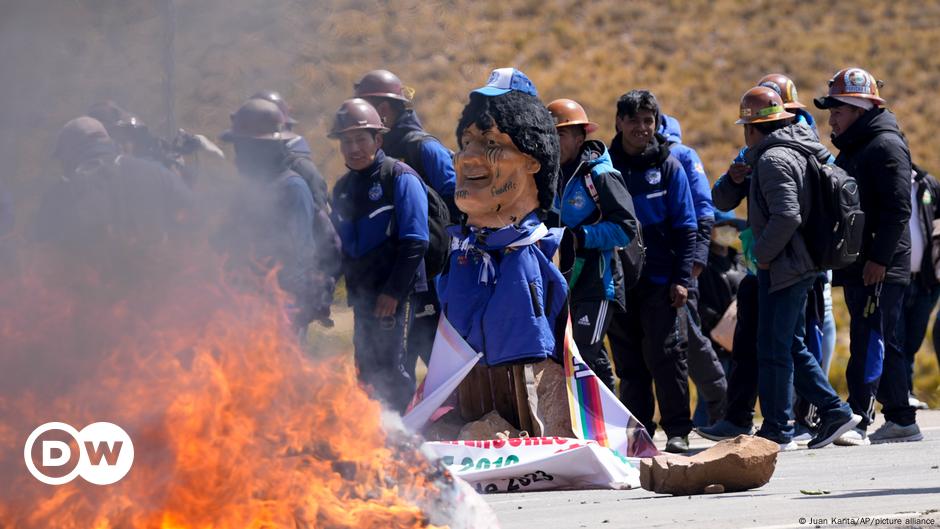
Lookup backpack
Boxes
[379,157,451,277]
[770,143,864,270]
[400,130,454,180]
[582,169,646,290]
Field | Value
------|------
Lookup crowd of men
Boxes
[5,65,938,454]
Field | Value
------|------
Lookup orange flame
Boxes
[0,243,465,529]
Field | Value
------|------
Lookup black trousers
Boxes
[570,299,616,390]
[724,274,760,428]
[843,283,913,428]
[685,281,728,423]
[353,298,415,413]
[406,283,440,374]
[607,279,692,438]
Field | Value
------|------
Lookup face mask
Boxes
[712,225,740,248]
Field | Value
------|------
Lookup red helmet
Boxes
[735,86,795,125]
[353,70,413,102]
[220,99,296,142]
[547,98,599,134]
[758,74,805,109]
[814,67,886,109]
[328,98,389,139]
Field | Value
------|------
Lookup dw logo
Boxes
[23,422,134,485]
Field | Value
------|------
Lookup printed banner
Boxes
[423,437,641,493]
[562,318,658,458]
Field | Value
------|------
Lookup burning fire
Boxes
[0,242,489,528]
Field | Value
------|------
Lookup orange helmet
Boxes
[328,98,389,139]
[547,98,599,134]
[814,67,885,109]
[758,73,805,109]
[735,86,795,125]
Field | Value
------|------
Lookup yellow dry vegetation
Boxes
[3,0,939,403]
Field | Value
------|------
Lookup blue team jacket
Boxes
[659,114,715,266]
[439,212,568,366]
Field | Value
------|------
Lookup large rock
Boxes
[457,410,520,440]
[530,359,575,438]
[640,435,778,495]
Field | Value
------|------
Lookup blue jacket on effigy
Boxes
[659,114,715,267]
[439,211,568,366]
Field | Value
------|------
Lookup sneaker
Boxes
[696,420,755,441]
[869,421,923,444]
[778,440,799,452]
[909,394,929,410]
[808,413,862,449]
[793,423,815,445]
[665,435,690,453]
[834,427,870,446]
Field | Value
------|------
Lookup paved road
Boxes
[485,411,940,529]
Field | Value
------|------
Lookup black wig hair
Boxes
[455,91,560,213]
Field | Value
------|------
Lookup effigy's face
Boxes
[455,124,540,228]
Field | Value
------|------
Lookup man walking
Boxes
[815,67,920,444]
[730,86,859,450]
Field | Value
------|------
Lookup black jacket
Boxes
[831,108,912,286]
[912,164,940,287]
[698,248,747,356]
[546,140,638,309]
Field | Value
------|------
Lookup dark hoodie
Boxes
[548,139,638,308]
[831,108,912,286]
[609,133,697,287]
[744,123,831,292]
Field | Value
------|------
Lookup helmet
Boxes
[249,90,298,126]
[353,70,412,102]
[547,98,599,134]
[758,73,805,109]
[220,99,296,142]
[53,116,112,163]
[735,86,795,125]
[328,98,389,139]
[814,67,885,109]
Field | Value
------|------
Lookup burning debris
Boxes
[0,242,497,529]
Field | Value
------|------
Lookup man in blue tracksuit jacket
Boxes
[329,98,429,413]
[354,69,458,375]
[659,113,727,426]
[607,90,698,453]
[546,98,639,390]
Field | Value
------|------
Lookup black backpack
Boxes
[379,157,451,277]
[583,170,646,290]
[768,143,865,270]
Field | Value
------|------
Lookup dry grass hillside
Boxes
[2,0,939,403]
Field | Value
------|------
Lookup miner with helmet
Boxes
[757,73,819,137]
[815,67,919,445]
[215,98,338,334]
[546,98,638,392]
[34,115,195,258]
[353,69,457,376]
[249,90,329,210]
[714,86,859,450]
[756,73,836,442]
[329,98,429,413]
